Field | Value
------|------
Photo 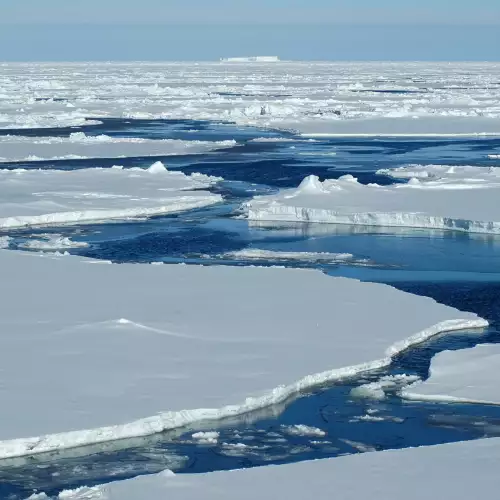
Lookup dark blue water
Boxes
[1,118,500,499]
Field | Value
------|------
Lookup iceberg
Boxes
[245,171,500,234]
[0,250,485,459]
[45,438,500,499]
[402,344,500,405]
[0,164,222,229]
[220,56,280,63]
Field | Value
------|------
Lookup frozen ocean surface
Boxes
[1,62,500,499]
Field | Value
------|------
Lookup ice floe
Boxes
[222,248,365,264]
[245,170,500,234]
[0,250,485,458]
[19,235,89,250]
[0,163,222,229]
[48,438,500,499]
[0,235,11,248]
[191,432,220,445]
[403,344,500,405]
[281,425,326,437]
[0,134,236,163]
[350,375,420,400]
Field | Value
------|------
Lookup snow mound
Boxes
[245,171,500,234]
[147,161,168,173]
[402,344,500,405]
[0,165,222,229]
[0,250,485,459]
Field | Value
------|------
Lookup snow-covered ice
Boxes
[45,438,500,499]
[403,344,500,405]
[222,248,365,264]
[350,375,420,400]
[1,62,500,135]
[245,169,500,234]
[0,134,236,162]
[0,163,222,229]
[19,235,89,250]
[0,250,485,459]
[191,432,220,445]
[0,235,11,248]
[377,164,500,182]
[281,425,326,437]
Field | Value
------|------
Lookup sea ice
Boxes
[350,375,420,400]
[50,438,500,499]
[2,62,500,135]
[191,432,220,445]
[0,164,222,229]
[0,235,11,248]
[0,134,236,163]
[402,344,500,405]
[245,171,500,234]
[281,425,326,437]
[222,248,363,264]
[19,235,89,250]
[0,250,485,459]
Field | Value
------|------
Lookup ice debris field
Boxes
[1,61,500,499]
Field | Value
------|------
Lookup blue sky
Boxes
[0,0,499,60]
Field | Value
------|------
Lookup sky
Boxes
[0,0,499,61]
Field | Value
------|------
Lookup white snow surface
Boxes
[403,344,500,405]
[0,134,236,162]
[0,163,222,229]
[245,171,500,234]
[0,250,485,459]
[48,438,500,499]
[1,62,500,135]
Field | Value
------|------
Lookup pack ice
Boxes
[2,62,500,136]
[0,162,222,229]
[403,343,500,405]
[0,250,485,459]
[47,438,500,500]
[245,165,500,234]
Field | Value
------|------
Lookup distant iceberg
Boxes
[220,56,280,62]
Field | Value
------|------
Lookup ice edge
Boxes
[247,205,500,235]
[0,317,487,460]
